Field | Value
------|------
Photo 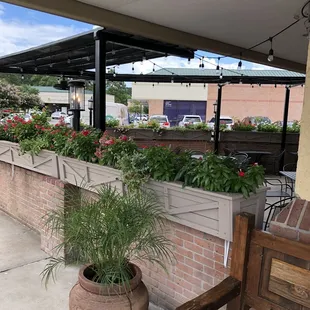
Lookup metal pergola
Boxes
[0,27,305,169]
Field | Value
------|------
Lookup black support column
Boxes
[279,86,291,169]
[94,30,106,131]
[214,84,223,154]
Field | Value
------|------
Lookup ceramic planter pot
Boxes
[69,263,149,310]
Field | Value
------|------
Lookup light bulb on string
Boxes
[216,57,220,73]
[132,62,135,72]
[189,82,191,87]
[34,67,38,72]
[20,68,23,73]
[220,68,223,79]
[204,83,206,89]
[237,53,242,70]
[67,58,71,64]
[49,63,53,68]
[188,58,191,65]
[80,70,84,76]
[199,58,202,69]
[86,56,91,62]
[152,83,155,87]
[268,38,274,62]
[171,75,174,83]
[111,44,116,55]
[21,74,24,80]
[201,56,205,69]
[153,63,155,72]
[142,52,146,62]
[239,79,242,84]
[275,84,277,88]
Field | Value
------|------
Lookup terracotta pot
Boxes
[69,263,149,310]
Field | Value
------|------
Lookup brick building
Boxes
[132,69,305,124]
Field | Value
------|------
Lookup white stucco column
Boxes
[296,43,310,199]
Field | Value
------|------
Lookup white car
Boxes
[178,115,202,127]
[208,116,234,130]
[149,115,170,128]
[51,111,67,120]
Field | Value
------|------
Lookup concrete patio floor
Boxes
[0,211,78,310]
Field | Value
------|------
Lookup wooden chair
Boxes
[176,212,310,310]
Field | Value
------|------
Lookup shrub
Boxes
[286,121,300,133]
[106,119,119,128]
[232,122,256,131]
[257,123,280,132]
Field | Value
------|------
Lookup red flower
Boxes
[35,124,41,129]
[13,115,19,121]
[120,135,128,141]
[94,141,99,145]
[238,171,245,177]
[252,163,258,166]
[141,145,148,149]
[71,131,77,139]
[11,123,17,128]
[6,119,12,124]
[81,130,90,137]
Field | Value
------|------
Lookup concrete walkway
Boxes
[0,211,78,310]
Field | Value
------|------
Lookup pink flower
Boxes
[71,131,77,139]
[252,163,258,166]
[35,124,41,129]
[120,135,128,141]
[238,171,245,177]
[6,119,12,124]
[94,141,99,145]
[104,139,115,146]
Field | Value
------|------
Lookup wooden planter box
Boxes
[0,141,59,178]
[106,128,212,141]
[0,140,267,242]
[58,156,123,192]
[146,181,267,242]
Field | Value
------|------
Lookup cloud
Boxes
[251,63,280,70]
[0,17,88,57]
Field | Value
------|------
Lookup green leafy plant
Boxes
[257,123,280,132]
[95,134,138,167]
[185,123,211,131]
[106,119,120,128]
[286,121,300,133]
[220,124,229,132]
[175,153,264,197]
[232,122,256,131]
[42,186,173,287]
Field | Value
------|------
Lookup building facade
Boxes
[132,73,304,124]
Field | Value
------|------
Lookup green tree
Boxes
[128,100,148,114]
[106,80,131,105]
[0,80,20,110]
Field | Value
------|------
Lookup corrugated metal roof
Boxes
[33,86,92,94]
[151,68,305,77]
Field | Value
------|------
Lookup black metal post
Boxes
[214,84,223,154]
[94,30,106,131]
[89,109,93,127]
[279,86,291,170]
[92,82,96,128]
[73,110,80,131]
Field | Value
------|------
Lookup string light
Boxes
[21,74,24,80]
[259,83,262,87]
[153,63,155,72]
[80,70,84,76]
[49,63,53,68]
[188,58,191,65]
[201,56,205,69]
[204,83,206,88]
[67,58,71,64]
[132,62,135,72]
[142,52,147,62]
[20,68,23,73]
[216,57,220,73]
[189,82,191,87]
[268,38,274,62]
[152,83,155,87]
[239,79,242,84]
[220,68,223,79]
[86,56,91,62]
[171,75,174,83]
[237,53,242,70]
[34,67,38,72]
[275,84,277,88]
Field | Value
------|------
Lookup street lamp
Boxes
[68,80,85,131]
[88,97,94,127]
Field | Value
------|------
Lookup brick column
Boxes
[269,199,310,244]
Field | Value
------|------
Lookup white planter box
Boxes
[0,141,59,178]
[146,181,267,242]
[58,156,123,192]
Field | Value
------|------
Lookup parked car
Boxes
[273,120,295,128]
[149,115,170,128]
[51,111,67,120]
[208,116,234,130]
[178,115,202,127]
[242,116,271,126]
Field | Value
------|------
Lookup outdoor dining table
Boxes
[236,150,272,164]
[279,171,296,181]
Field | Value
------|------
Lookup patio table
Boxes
[236,150,271,164]
[279,171,296,181]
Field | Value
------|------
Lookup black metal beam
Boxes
[279,86,291,170]
[94,31,106,131]
[96,31,194,59]
[214,84,223,154]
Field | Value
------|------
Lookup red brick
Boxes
[185,258,204,272]
[269,223,298,241]
[166,280,183,294]
[184,241,203,254]
[214,244,224,255]
[176,230,194,242]
[213,252,224,264]
[203,283,213,291]
[183,273,202,287]
[300,203,310,231]
[170,236,184,247]
[204,249,214,259]
[215,262,230,275]
[193,270,214,286]
[177,246,194,259]
[185,226,204,239]
[183,289,198,300]
[274,206,290,223]
[194,237,215,251]
[177,262,194,276]
[287,200,305,228]
[194,254,214,268]
[174,276,193,291]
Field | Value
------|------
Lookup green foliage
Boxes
[128,100,148,114]
[19,136,50,155]
[0,73,58,86]
[219,124,229,132]
[286,121,300,133]
[106,119,120,128]
[232,122,256,131]
[42,186,173,287]
[142,145,178,182]
[257,123,280,132]
[175,153,265,197]
[0,80,20,110]
[106,80,131,105]
[185,123,211,131]
[96,134,138,167]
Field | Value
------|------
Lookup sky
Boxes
[0,2,274,75]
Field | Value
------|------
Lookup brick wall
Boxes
[137,219,230,310]
[0,161,65,255]
[270,199,310,244]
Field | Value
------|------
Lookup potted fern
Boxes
[42,185,172,310]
